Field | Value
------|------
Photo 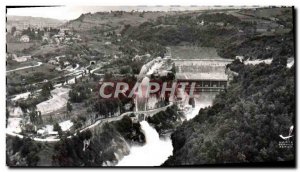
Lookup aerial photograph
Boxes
[5,6,295,167]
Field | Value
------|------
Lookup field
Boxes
[6,60,39,71]
[7,63,62,85]
[31,44,67,56]
[66,11,172,32]
[169,46,222,59]
[7,42,34,53]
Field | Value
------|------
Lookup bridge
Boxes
[173,58,234,92]
[125,102,174,122]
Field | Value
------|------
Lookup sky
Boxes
[6,6,256,21]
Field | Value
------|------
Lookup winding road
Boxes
[7,58,168,142]
[6,62,43,73]
[6,103,173,142]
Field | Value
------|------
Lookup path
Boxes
[6,62,43,73]
[6,103,173,142]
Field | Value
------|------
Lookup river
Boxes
[117,92,217,166]
[116,58,217,166]
[116,121,173,166]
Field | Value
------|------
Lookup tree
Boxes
[11,26,16,35]
[49,115,53,124]
[59,60,64,69]
[171,63,176,74]
[53,122,63,138]
[67,101,73,113]
[188,97,195,108]
[38,112,43,125]
[53,122,62,132]
[79,129,92,140]
[41,81,53,98]
[29,110,38,124]
[120,66,131,74]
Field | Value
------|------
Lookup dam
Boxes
[173,58,234,92]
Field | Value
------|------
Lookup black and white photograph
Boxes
[5,4,296,167]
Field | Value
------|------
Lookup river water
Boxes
[117,92,217,166]
[116,121,173,166]
[117,58,217,166]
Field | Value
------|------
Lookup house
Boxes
[270,17,279,21]
[48,59,58,65]
[55,67,62,71]
[13,30,21,37]
[59,31,65,37]
[235,56,244,62]
[256,28,268,33]
[37,129,47,136]
[42,35,49,42]
[197,20,204,26]
[215,22,225,27]
[105,41,112,45]
[13,55,31,62]
[152,70,171,78]
[58,28,70,37]
[64,61,70,66]
[124,103,132,110]
[48,131,59,135]
[20,35,30,42]
[53,37,60,44]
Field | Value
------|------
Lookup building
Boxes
[20,35,30,42]
[64,61,70,66]
[235,56,244,62]
[13,30,22,37]
[173,59,233,92]
[105,41,112,45]
[42,35,49,42]
[197,20,204,26]
[256,28,268,33]
[176,73,228,92]
[48,59,59,65]
[215,22,225,27]
[13,55,31,62]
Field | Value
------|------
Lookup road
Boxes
[6,103,173,142]
[6,62,43,73]
[9,63,86,101]
[7,59,167,142]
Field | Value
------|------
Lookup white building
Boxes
[235,56,244,62]
[20,35,30,42]
[64,61,70,66]
[48,59,58,65]
[13,30,22,37]
[42,35,49,42]
[13,55,31,62]
[105,41,112,45]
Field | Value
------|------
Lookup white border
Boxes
[1,0,298,172]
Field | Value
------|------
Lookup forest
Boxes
[164,55,295,165]
[51,116,145,166]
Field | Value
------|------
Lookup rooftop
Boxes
[176,72,228,81]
